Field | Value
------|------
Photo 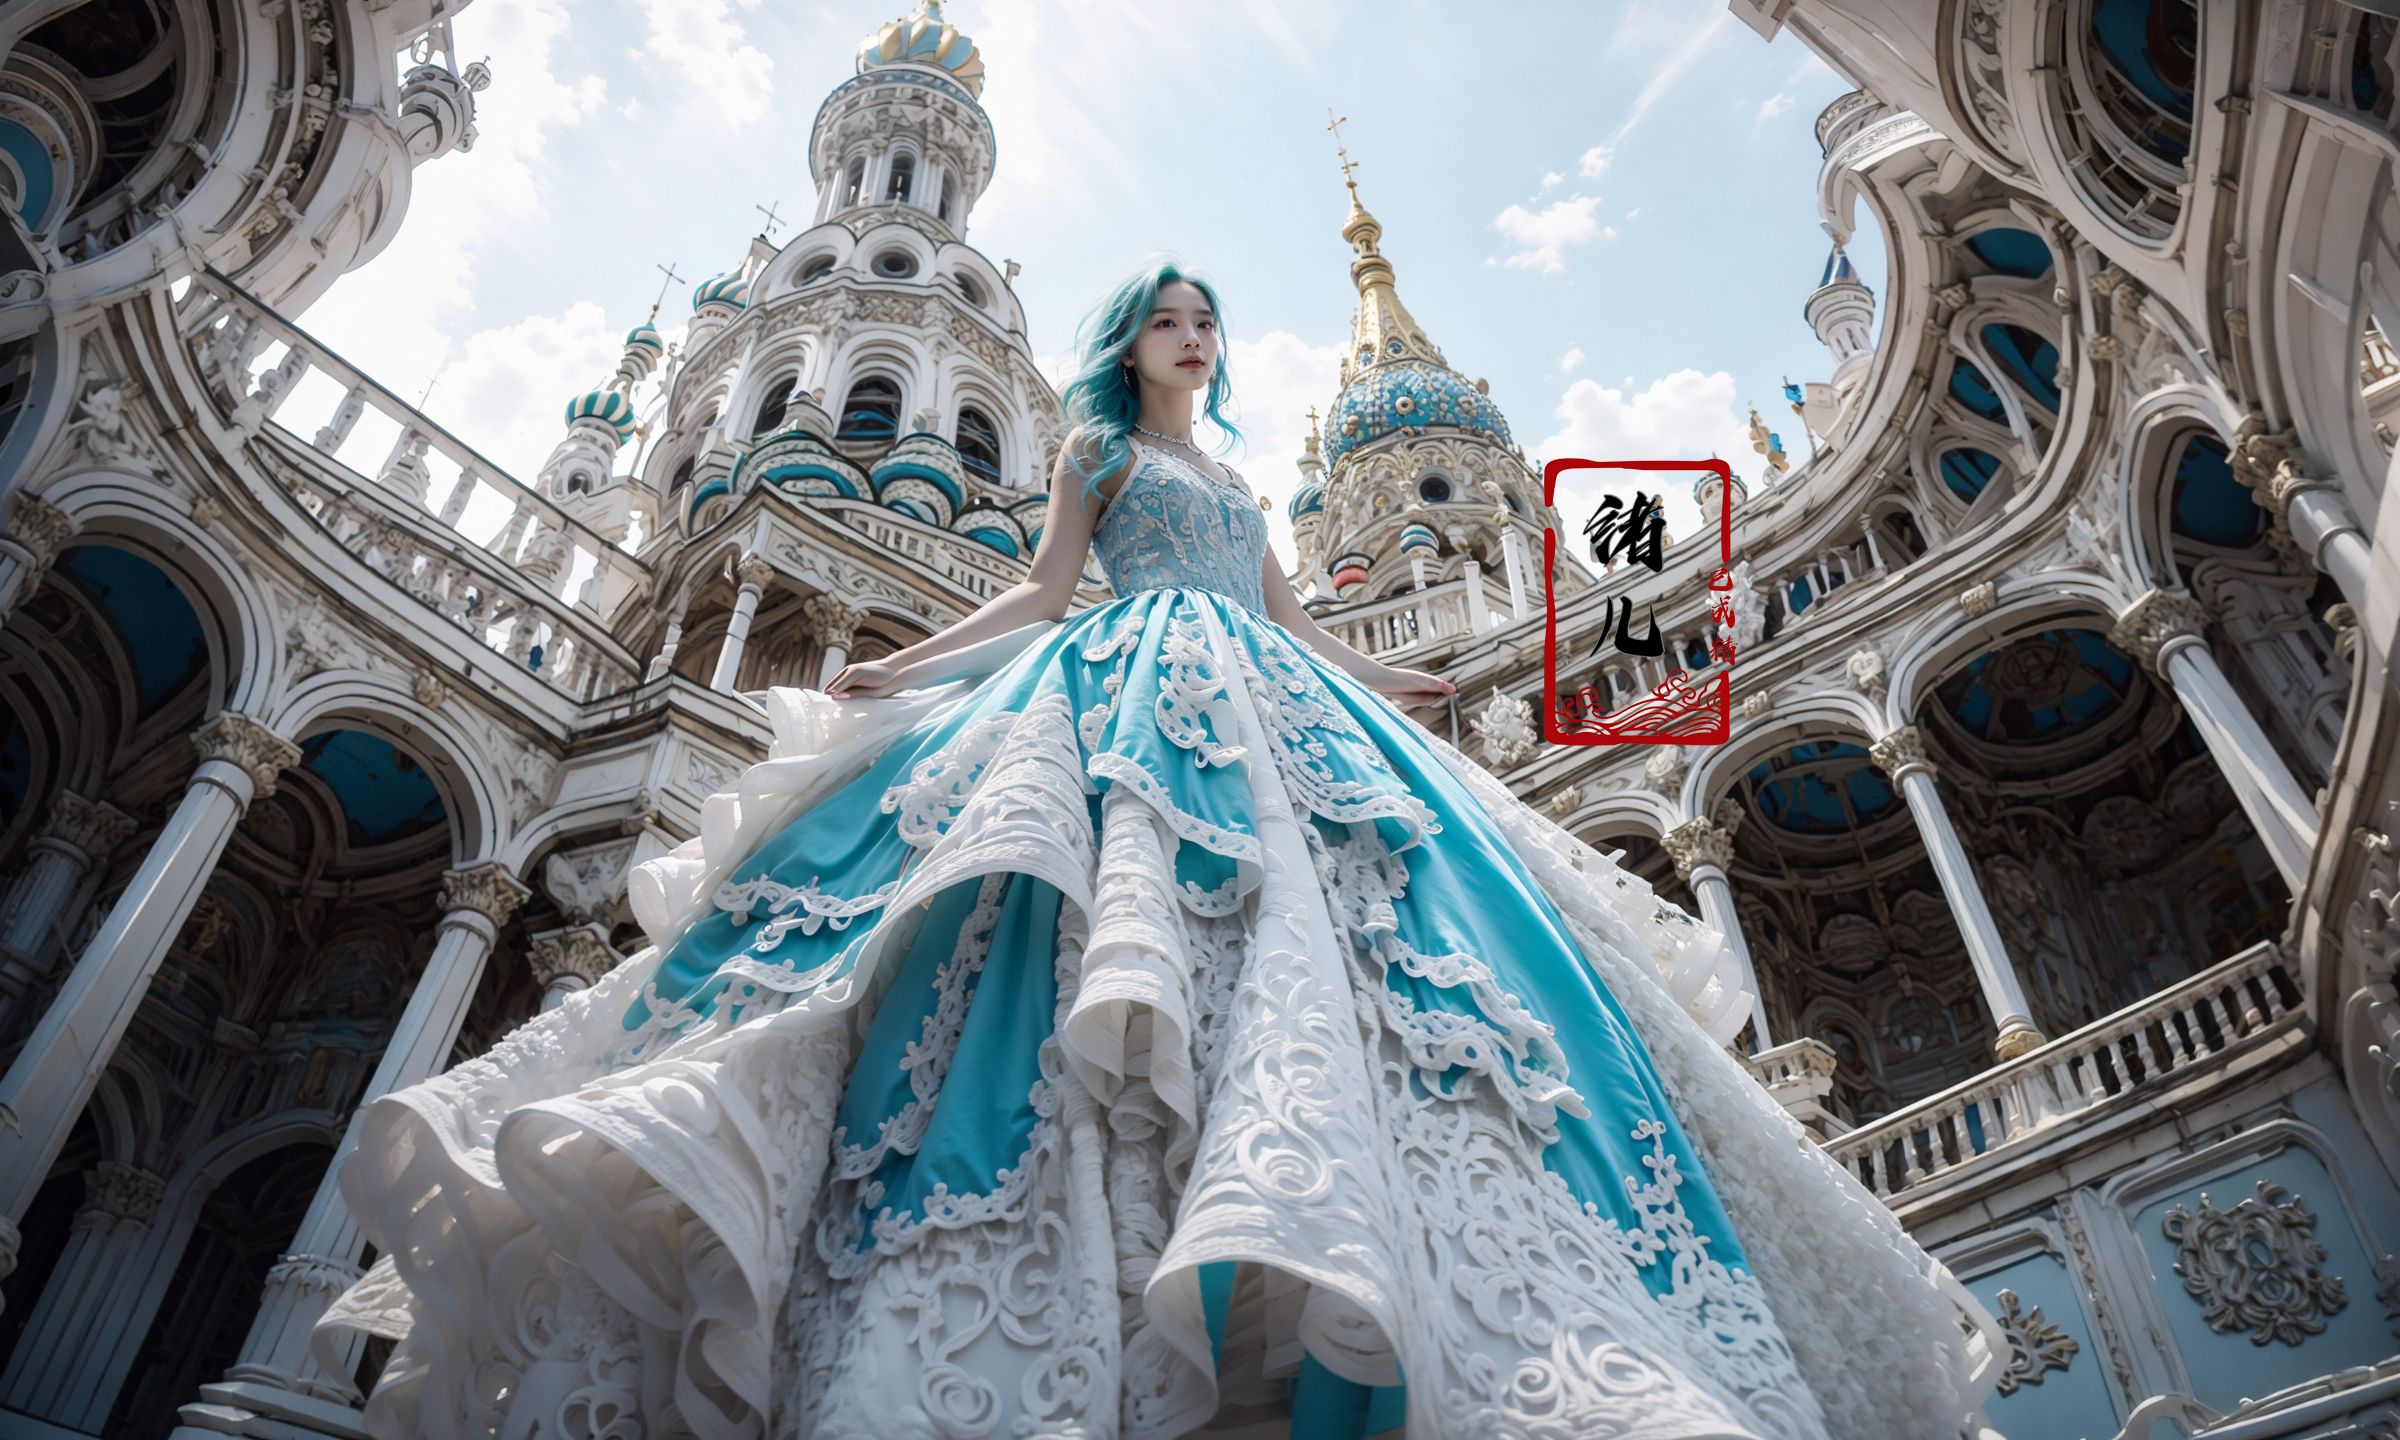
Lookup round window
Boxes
[872,250,919,279]
[1418,474,1452,504]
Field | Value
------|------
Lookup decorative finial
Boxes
[754,200,784,237]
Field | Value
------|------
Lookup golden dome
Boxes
[858,1,986,98]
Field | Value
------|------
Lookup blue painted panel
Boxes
[1949,359,2009,422]
[1941,447,2001,501]
[58,547,206,718]
[1982,324,2063,413]
[0,119,55,230]
[1969,1251,2120,1440]
[2169,434,2261,548]
[1967,228,2054,278]
[299,729,446,846]
[2133,1147,2400,1413]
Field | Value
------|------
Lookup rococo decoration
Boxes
[2163,1181,2350,1348]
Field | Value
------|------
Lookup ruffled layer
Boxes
[320,588,1991,1440]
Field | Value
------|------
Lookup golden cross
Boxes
[1327,111,1360,194]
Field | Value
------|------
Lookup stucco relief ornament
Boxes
[1640,744,1689,796]
[2109,589,2211,676]
[4,494,78,596]
[529,924,621,989]
[1843,646,1887,703]
[2163,1180,2349,1346]
[1991,1289,2079,1394]
[64,381,161,475]
[192,713,303,799]
[1469,686,1537,769]
[1660,817,1736,881]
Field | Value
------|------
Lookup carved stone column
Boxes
[1870,725,2045,1059]
[0,793,137,993]
[0,495,78,622]
[1661,815,1772,1049]
[0,1161,168,1425]
[0,715,299,1255]
[804,593,865,689]
[709,553,776,693]
[527,922,621,1009]
[1461,558,1495,634]
[1499,526,1533,621]
[222,862,529,1405]
[2111,589,2318,889]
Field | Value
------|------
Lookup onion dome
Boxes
[693,271,751,311]
[1322,174,1513,469]
[858,1,985,98]
[1330,552,1372,594]
[566,386,637,441]
[1694,469,1749,514]
[624,322,665,356]
[1398,522,1438,556]
[1288,480,1325,523]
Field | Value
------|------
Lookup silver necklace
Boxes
[1132,422,1201,453]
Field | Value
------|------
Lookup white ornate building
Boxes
[0,0,2395,1437]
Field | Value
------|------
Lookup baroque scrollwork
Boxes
[1992,1288,2079,1394]
[2164,1180,2350,1347]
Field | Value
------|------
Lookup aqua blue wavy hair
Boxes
[1059,262,1239,500]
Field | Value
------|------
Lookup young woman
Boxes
[328,265,1992,1440]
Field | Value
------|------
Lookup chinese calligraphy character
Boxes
[1584,491,1664,573]
[1591,597,1663,658]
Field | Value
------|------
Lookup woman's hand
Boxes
[824,659,906,699]
[1369,666,1457,710]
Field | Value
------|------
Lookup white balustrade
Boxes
[178,276,645,701]
[1818,942,2299,1200]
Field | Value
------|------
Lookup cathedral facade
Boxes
[0,0,2392,1437]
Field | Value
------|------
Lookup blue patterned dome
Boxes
[1398,522,1438,555]
[1324,359,1512,468]
[624,322,665,355]
[858,1,985,97]
[566,387,636,440]
[1288,481,1324,523]
[693,271,751,311]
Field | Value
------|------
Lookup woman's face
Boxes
[1126,280,1218,400]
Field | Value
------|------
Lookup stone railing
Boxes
[179,273,646,701]
[1741,1037,1853,1140]
[1318,577,1502,659]
[1823,941,2299,1201]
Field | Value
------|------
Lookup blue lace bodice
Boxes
[1090,441,1270,612]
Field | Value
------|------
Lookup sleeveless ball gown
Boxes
[323,443,1992,1440]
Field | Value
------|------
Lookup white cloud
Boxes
[1535,370,1758,542]
[1542,170,1565,188]
[1560,346,1585,373]
[637,0,773,128]
[435,303,625,478]
[300,0,609,478]
[1194,329,1342,572]
[1578,145,1613,178]
[1757,92,1795,124]
[1494,194,1602,275]
[1601,225,1619,241]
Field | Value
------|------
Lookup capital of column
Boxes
[802,593,863,650]
[1869,725,1939,784]
[2108,588,2211,675]
[437,862,531,930]
[73,1160,166,1232]
[260,1251,366,1295]
[38,792,137,863]
[734,552,775,593]
[192,714,303,800]
[527,923,620,988]
[1660,817,1738,882]
[6,495,77,583]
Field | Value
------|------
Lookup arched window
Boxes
[841,159,865,208]
[1939,448,2002,501]
[955,406,1003,483]
[952,272,986,307]
[800,256,835,284]
[751,378,795,440]
[1947,357,2009,422]
[837,377,901,442]
[938,175,955,224]
[886,153,915,205]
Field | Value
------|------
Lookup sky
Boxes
[294,0,1887,567]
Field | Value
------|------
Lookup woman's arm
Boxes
[1258,552,1457,710]
[826,431,1130,698]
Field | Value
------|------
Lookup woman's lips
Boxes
[1177,358,1205,369]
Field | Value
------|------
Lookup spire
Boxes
[1328,112,1442,371]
